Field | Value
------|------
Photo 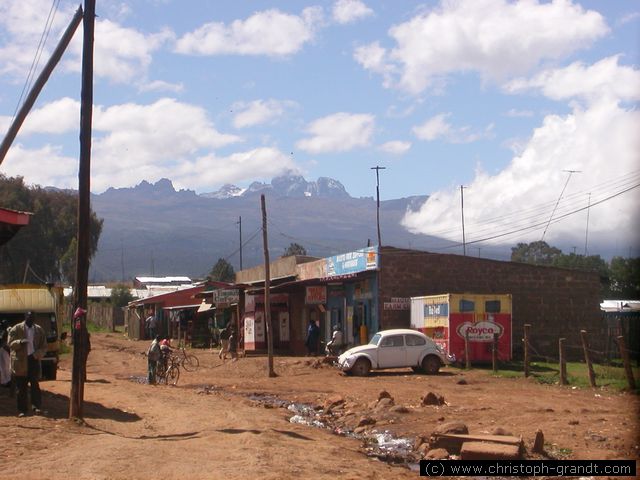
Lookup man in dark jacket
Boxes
[8,312,47,417]
[305,319,320,356]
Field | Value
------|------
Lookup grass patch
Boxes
[483,360,639,393]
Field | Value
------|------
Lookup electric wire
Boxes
[10,0,61,123]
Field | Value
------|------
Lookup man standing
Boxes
[147,335,161,384]
[8,312,47,417]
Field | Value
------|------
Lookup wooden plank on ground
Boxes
[461,441,522,460]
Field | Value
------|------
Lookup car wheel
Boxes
[351,358,371,377]
[422,355,441,375]
[411,366,421,373]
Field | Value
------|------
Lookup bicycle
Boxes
[177,346,199,372]
[157,354,180,386]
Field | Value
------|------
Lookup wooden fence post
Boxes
[559,338,567,385]
[524,324,530,378]
[492,333,498,373]
[465,329,470,370]
[617,335,636,390]
[580,329,597,388]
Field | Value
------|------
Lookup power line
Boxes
[541,170,581,241]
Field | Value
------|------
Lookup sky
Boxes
[0,0,638,259]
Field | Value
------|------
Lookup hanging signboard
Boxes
[211,288,239,305]
[305,286,327,304]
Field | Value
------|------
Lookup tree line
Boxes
[511,241,639,299]
[0,175,103,284]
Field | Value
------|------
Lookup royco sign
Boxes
[456,321,504,342]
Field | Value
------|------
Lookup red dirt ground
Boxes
[1,332,638,479]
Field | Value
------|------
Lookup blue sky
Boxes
[0,0,638,257]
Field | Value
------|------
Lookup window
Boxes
[405,335,426,346]
[369,333,381,345]
[485,300,501,313]
[459,299,475,312]
[380,335,404,347]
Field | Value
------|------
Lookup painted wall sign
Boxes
[305,286,327,304]
[456,321,504,342]
[211,288,239,304]
[325,246,378,277]
[384,301,410,310]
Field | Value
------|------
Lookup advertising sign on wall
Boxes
[326,246,378,277]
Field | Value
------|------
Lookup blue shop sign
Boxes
[326,246,378,277]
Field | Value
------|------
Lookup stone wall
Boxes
[378,247,604,360]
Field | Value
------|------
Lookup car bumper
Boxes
[336,355,357,371]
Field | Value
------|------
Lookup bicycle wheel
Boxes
[181,354,199,372]
[166,365,180,386]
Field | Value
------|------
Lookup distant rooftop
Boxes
[134,276,192,287]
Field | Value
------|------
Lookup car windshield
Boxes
[369,333,381,346]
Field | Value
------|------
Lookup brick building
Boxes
[236,245,604,359]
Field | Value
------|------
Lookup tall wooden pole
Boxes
[523,324,530,377]
[238,216,243,271]
[617,336,636,390]
[0,7,83,166]
[70,0,95,419]
[371,166,386,246]
[261,195,276,378]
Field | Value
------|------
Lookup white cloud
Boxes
[403,99,640,251]
[379,140,411,155]
[296,112,375,154]
[0,97,79,137]
[171,148,297,192]
[138,80,185,93]
[0,0,171,84]
[232,99,296,128]
[413,113,493,143]
[174,7,323,57]
[504,56,640,104]
[332,0,373,25]
[355,0,609,94]
[2,144,78,189]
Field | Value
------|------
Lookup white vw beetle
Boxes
[337,329,455,376]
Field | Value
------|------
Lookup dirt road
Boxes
[1,333,638,479]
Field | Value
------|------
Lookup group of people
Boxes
[2,312,47,417]
[305,319,344,356]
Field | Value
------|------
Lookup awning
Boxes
[197,302,214,313]
[162,304,200,311]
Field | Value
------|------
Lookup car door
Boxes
[404,334,427,366]
[376,334,406,368]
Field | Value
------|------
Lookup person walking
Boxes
[305,319,320,356]
[218,324,231,360]
[146,335,162,385]
[227,324,238,362]
[8,312,47,417]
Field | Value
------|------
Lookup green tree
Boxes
[511,241,562,265]
[0,175,104,283]
[551,253,609,276]
[110,284,135,307]
[282,242,307,257]
[209,258,235,282]
[608,257,640,299]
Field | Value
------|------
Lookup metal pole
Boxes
[460,185,467,256]
[238,216,243,270]
[541,170,581,241]
[371,166,386,246]
[0,7,83,165]
[70,0,95,420]
[584,193,591,256]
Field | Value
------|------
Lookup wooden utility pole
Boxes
[460,185,467,256]
[492,333,498,373]
[464,329,470,370]
[580,330,596,388]
[261,195,276,378]
[371,166,386,246]
[0,7,83,166]
[617,336,635,390]
[523,324,530,377]
[559,338,568,385]
[238,216,243,270]
[70,0,96,419]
